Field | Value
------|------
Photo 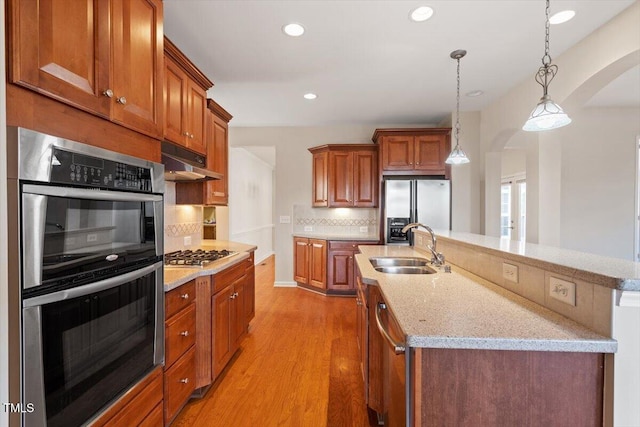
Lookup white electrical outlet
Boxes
[304,226,313,232]
[416,235,424,247]
[359,226,368,233]
[549,276,576,306]
[502,263,519,283]
[279,215,291,224]
[183,236,192,246]
[86,233,98,243]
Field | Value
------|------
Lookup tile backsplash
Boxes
[292,204,378,238]
[163,182,203,253]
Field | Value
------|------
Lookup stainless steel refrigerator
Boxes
[384,178,451,245]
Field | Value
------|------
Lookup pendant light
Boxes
[522,0,571,132]
[445,49,470,165]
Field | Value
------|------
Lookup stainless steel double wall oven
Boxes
[7,128,165,427]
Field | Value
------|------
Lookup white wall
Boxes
[558,107,639,260]
[228,147,274,263]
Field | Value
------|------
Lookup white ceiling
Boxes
[164,0,638,127]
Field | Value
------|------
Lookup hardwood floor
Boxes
[172,255,378,427]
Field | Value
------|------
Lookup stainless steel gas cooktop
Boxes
[164,249,237,267]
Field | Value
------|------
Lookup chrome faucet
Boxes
[401,223,445,266]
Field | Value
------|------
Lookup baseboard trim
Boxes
[274,281,297,288]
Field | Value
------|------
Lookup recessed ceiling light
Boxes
[303,93,317,100]
[466,90,484,97]
[549,10,575,24]
[282,23,305,37]
[409,6,434,22]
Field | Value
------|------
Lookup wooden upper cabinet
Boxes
[163,37,212,155]
[373,128,451,177]
[308,145,378,208]
[312,152,329,207]
[329,151,354,207]
[111,0,164,138]
[175,99,232,206]
[8,0,164,139]
[204,99,232,205]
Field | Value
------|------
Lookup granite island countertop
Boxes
[356,245,617,353]
[164,240,257,292]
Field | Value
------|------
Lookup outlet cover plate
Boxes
[502,263,519,283]
[304,226,313,232]
[183,236,192,246]
[359,226,368,233]
[549,276,576,306]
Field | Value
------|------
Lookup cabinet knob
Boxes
[102,89,113,98]
[230,294,235,300]
[180,378,189,384]
[416,161,420,165]
[233,292,239,298]
[180,330,190,337]
[409,162,413,165]
[180,293,189,300]
[116,96,127,105]
[189,133,194,139]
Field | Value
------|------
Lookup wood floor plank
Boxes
[172,255,377,426]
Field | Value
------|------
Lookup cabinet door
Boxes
[414,134,446,172]
[232,279,247,348]
[205,112,229,205]
[312,152,329,207]
[111,0,163,138]
[212,286,233,378]
[328,151,354,207]
[367,286,384,414]
[164,56,188,146]
[10,0,111,116]
[185,82,207,155]
[308,239,327,289]
[293,238,310,285]
[381,136,414,171]
[327,249,354,291]
[353,150,378,207]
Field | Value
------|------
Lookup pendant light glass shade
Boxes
[523,0,571,132]
[522,94,572,131]
[445,144,470,164]
[445,49,470,165]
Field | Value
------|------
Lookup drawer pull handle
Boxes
[180,293,189,300]
[375,302,406,354]
[180,378,189,384]
[103,89,113,98]
[180,331,190,337]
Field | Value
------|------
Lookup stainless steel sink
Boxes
[369,257,430,267]
[373,265,437,274]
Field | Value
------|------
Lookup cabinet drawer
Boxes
[164,347,196,424]
[212,259,246,294]
[138,402,163,427]
[165,280,195,319]
[165,303,196,368]
[328,240,379,250]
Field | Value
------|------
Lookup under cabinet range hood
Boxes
[161,141,222,181]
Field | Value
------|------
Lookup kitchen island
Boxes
[355,240,620,426]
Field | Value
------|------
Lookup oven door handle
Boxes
[22,183,163,202]
[23,261,163,308]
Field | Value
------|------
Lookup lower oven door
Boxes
[22,261,164,427]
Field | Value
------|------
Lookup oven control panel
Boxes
[49,148,154,192]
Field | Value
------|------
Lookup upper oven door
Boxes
[21,184,163,296]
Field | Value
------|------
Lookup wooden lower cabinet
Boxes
[213,274,246,377]
[327,240,378,294]
[294,237,378,294]
[364,287,606,426]
[293,237,327,290]
[90,367,163,427]
[163,281,196,425]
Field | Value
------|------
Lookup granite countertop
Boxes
[436,231,640,291]
[164,240,257,292]
[356,245,617,353]
[293,233,380,241]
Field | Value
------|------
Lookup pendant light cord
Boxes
[455,56,461,148]
[543,0,552,66]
